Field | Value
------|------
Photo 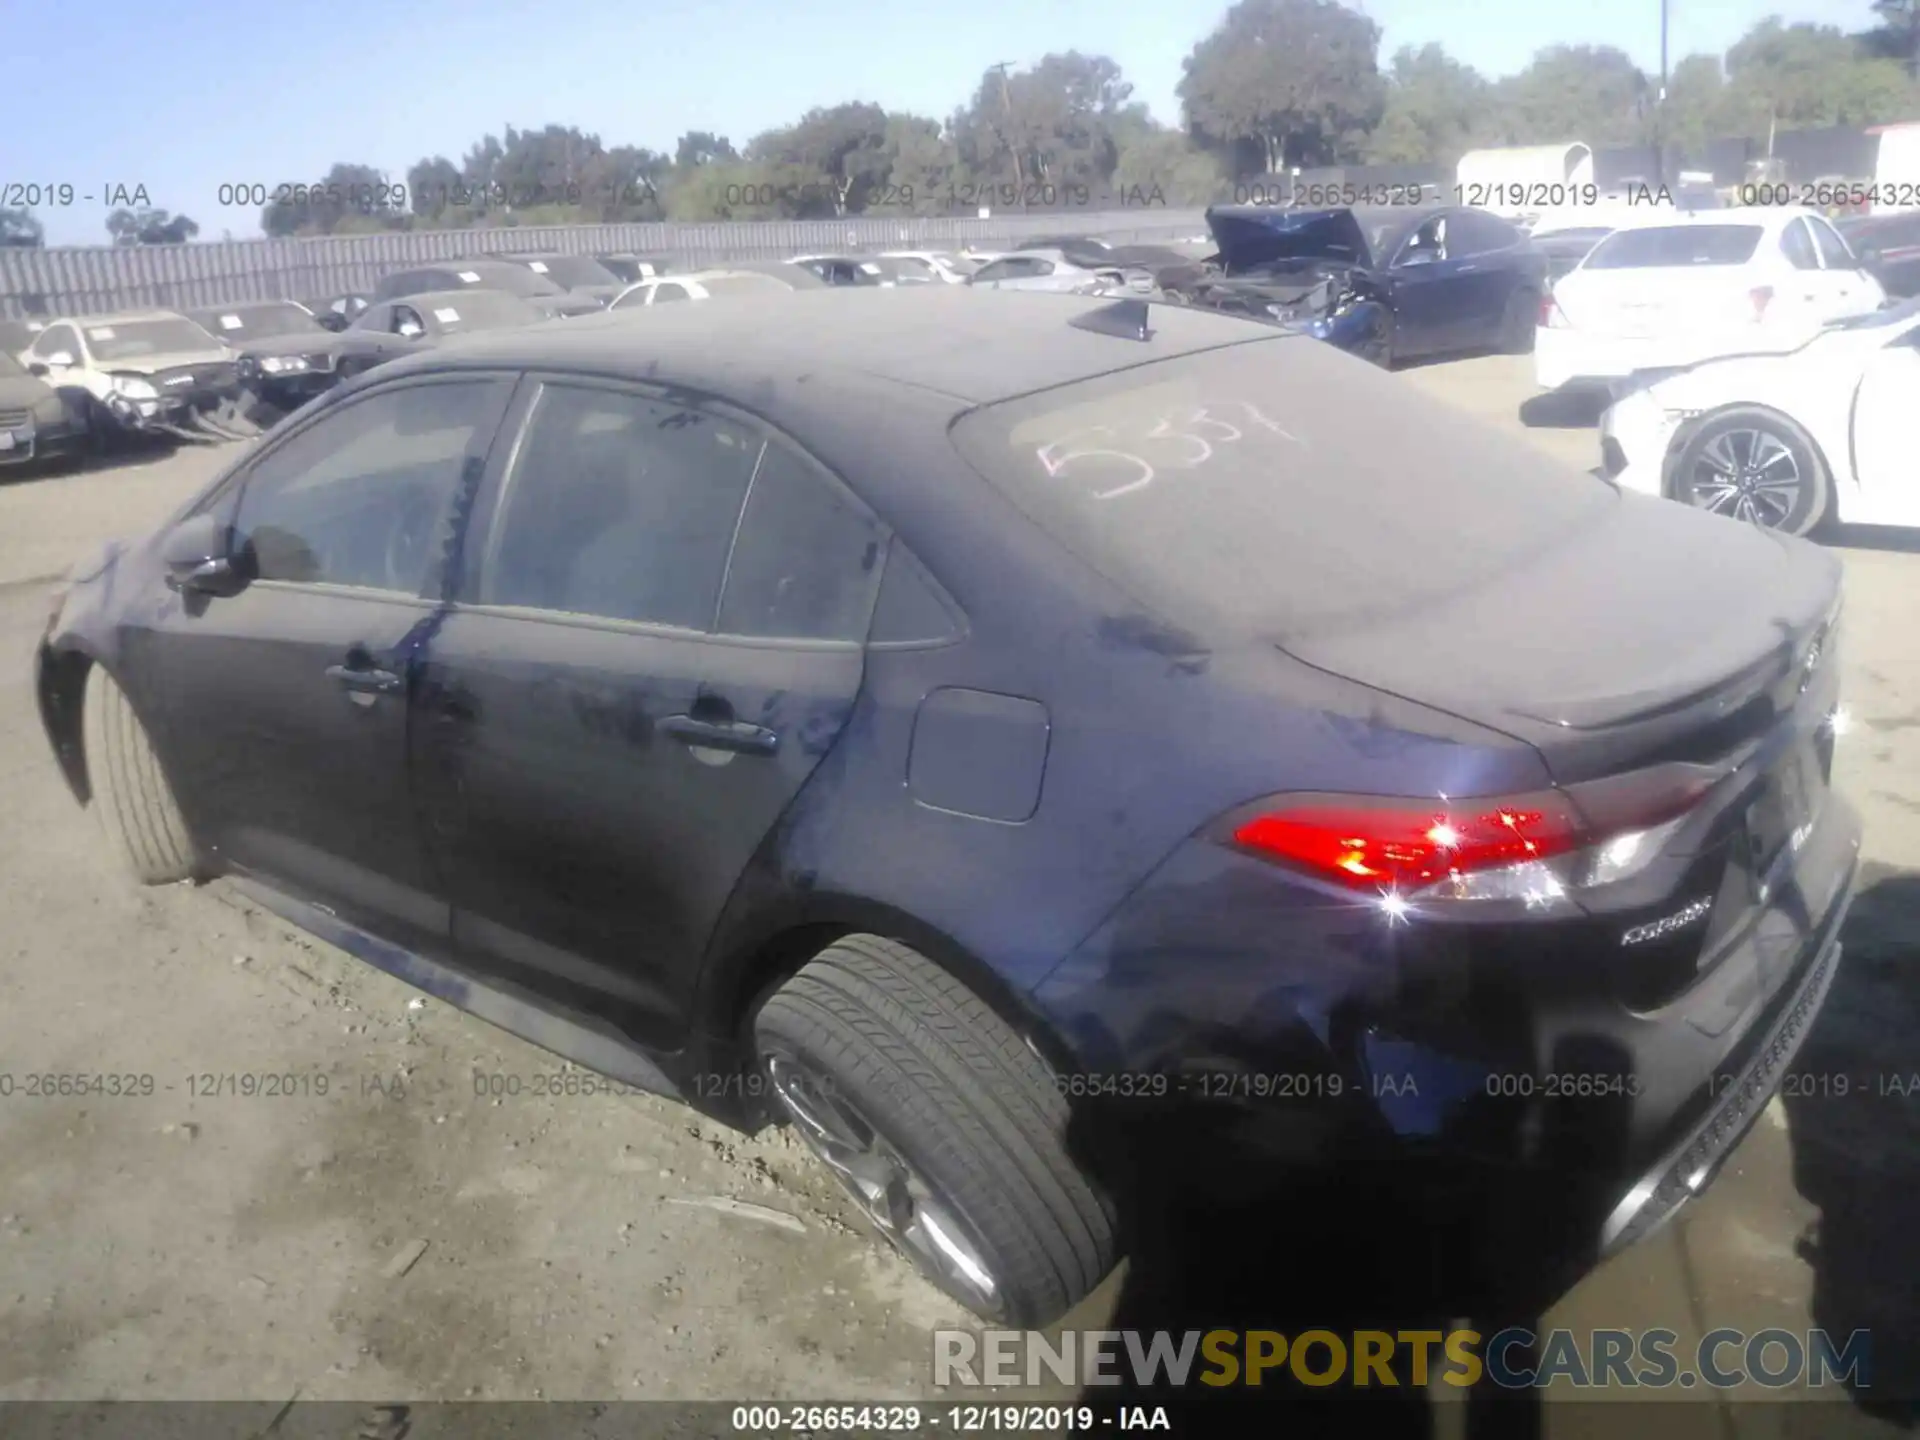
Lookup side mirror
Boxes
[28,362,50,377]
[162,514,241,596]
[43,350,75,368]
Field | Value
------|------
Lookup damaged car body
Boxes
[23,311,247,444]
[191,301,350,423]
[1169,204,1546,366]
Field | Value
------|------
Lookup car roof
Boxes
[990,248,1073,264]
[1603,205,1814,232]
[49,308,192,327]
[375,286,1290,407]
[387,289,530,310]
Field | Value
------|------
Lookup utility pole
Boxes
[1655,0,1670,185]
[989,61,1026,202]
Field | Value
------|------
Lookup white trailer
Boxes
[1454,144,1596,222]
[1872,122,1920,212]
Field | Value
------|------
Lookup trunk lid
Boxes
[1551,265,1763,338]
[1274,489,1840,780]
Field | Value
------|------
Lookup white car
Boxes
[880,250,974,284]
[1537,206,1885,392]
[22,310,241,436]
[608,269,805,309]
[965,249,1146,295]
[1598,295,1920,536]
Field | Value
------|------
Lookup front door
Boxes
[412,377,884,1047]
[142,373,515,952]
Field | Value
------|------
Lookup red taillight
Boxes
[1227,767,1723,897]
[1232,792,1588,892]
[1749,285,1773,322]
[1539,292,1571,329]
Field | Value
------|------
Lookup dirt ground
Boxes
[0,357,1915,1433]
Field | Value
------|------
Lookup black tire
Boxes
[1670,406,1832,538]
[753,935,1117,1326]
[1500,287,1539,354]
[81,666,198,884]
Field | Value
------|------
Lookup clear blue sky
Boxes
[4,0,1882,245]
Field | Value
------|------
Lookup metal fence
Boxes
[0,210,1210,320]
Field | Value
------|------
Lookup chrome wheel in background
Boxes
[1685,427,1802,529]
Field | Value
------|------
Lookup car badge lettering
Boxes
[1621,895,1713,947]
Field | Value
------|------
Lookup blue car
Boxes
[36,286,1856,1328]
[1182,202,1549,365]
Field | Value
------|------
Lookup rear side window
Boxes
[1781,221,1821,271]
[479,383,761,628]
[1808,219,1856,269]
[1448,210,1519,256]
[949,340,1613,640]
[651,284,689,303]
[1584,225,1763,269]
[716,441,886,642]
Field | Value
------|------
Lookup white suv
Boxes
[1536,206,1885,392]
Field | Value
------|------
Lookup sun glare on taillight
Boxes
[1232,793,1589,892]
[1749,285,1774,322]
[1227,769,1723,904]
[1538,293,1559,327]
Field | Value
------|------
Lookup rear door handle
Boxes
[326,664,402,695]
[659,715,779,756]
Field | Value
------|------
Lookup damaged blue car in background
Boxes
[1164,202,1548,367]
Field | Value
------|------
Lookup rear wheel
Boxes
[1670,407,1831,537]
[752,935,1117,1326]
[82,667,198,884]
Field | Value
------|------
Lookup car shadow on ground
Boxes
[1786,862,1920,1425]
[1517,389,1609,429]
[1061,1054,1644,1435]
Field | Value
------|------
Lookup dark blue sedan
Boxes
[1182,202,1549,365]
[36,286,1857,1327]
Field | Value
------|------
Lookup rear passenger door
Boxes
[1807,215,1881,318]
[411,376,888,1046]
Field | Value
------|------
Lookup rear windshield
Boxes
[457,266,563,298]
[195,303,321,340]
[84,318,224,362]
[949,338,1616,638]
[430,292,543,329]
[1584,225,1762,269]
[516,255,618,288]
[703,275,786,298]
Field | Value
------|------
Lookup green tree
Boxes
[106,208,199,244]
[0,206,43,246]
[1365,43,1490,164]
[749,103,893,215]
[406,156,464,225]
[1178,0,1386,174]
[1482,45,1652,148]
[673,132,738,169]
[262,162,406,236]
[1111,125,1225,205]
[1722,20,1913,131]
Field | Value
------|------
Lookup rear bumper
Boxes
[0,413,87,465]
[1031,768,1862,1244]
[1598,871,1851,1257]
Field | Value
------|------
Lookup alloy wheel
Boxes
[762,1045,1006,1318]
[1686,428,1803,530]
